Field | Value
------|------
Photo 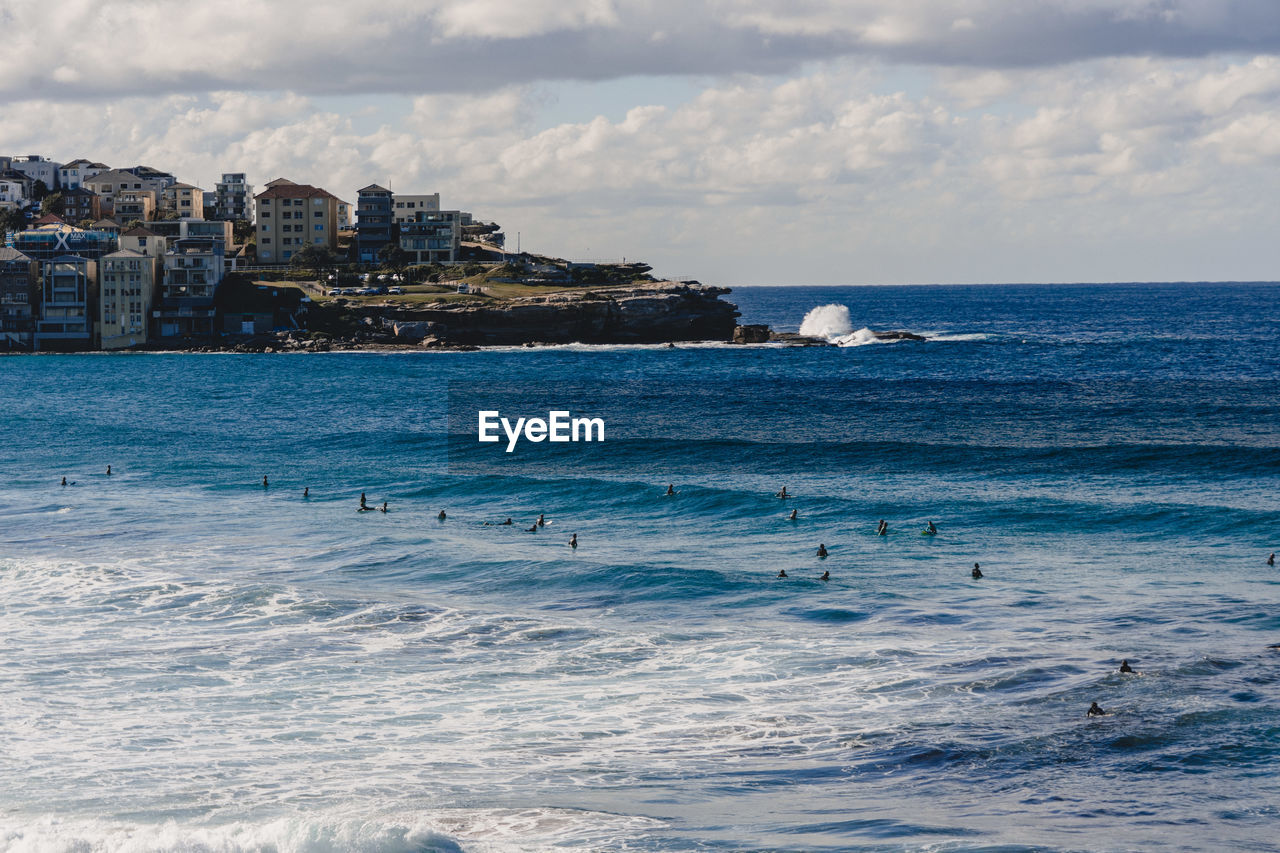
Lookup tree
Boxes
[0,208,28,240]
[232,219,254,244]
[31,179,49,203]
[290,242,336,275]
[41,192,64,216]
[377,242,410,275]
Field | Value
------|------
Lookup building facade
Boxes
[98,248,159,350]
[118,226,169,258]
[155,237,225,338]
[355,184,394,263]
[161,183,205,219]
[12,222,118,262]
[35,254,97,351]
[254,179,340,264]
[399,210,463,264]
[392,193,440,224]
[58,160,109,190]
[0,246,38,351]
[214,173,253,221]
[60,187,102,223]
[8,155,60,190]
[112,190,157,224]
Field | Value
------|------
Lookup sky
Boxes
[3,0,1280,285]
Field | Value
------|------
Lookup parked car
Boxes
[327,288,341,296]
[340,288,356,295]
[388,287,404,295]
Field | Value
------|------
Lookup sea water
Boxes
[1,283,1279,852]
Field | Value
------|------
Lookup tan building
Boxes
[113,190,157,224]
[161,183,206,219]
[119,226,169,258]
[392,193,440,224]
[98,248,159,350]
[83,169,166,214]
[254,178,340,264]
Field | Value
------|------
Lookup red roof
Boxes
[255,183,337,201]
[33,213,66,225]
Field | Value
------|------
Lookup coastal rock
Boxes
[872,331,926,342]
[733,324,772,344]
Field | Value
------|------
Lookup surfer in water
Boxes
[1119,660,1134,673]
[262,475,269,488]
[820,570,829,581]
[972,563,983,579]
[788,509,798,521]
[303,487,309,498]
[537,514,546,527]
[569,534,578,548]
[926,521,937,535]
[777,486,789,499]
[106,465,112,476]
[1087,701,1106,717]
[877,519,887,536]
[502,518,513,525]
[438,510,447,521]
[816,544,828,558]
[360,492,367,510]
[526,523,538,532]
[61,477,67,486]
[666,484,676,496]
[380,502,388,513]
[1270,553,1276,567]
[778,569,788,578]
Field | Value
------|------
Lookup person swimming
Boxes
[777,486,789,499]
[777,569,788,578]
[819,570,829,581]
[537,514,546,527]
[106,465,112,476]
[816,544,828,558]
[262,475,269,488]
[380,502,388,513]
[526,523,538,532]
[666,484,675,496]
[926,521,937,535]
[569,534,578,548]
[1119,660,1134,673]
[788,509,798,521]
[877,519,887,536]
[1087,701,1106,717]
[1270,552,1276,567]
[972,563,983,578]
[61,477,67,486]
[303,487,309,498]
[438,510,447,521]
[502,518,513,526]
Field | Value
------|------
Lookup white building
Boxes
[214,172,254,221]
[8,155,60,190]
[392,193,440,224]
[0,177,27,209]
[83,169,169,213]
[58,159,109,190]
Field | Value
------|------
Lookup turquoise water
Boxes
[2,283,1279,851]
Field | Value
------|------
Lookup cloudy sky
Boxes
[3,0,1280,284]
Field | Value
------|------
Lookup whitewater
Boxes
[2,283,1279,852]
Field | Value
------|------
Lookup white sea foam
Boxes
[798,305,889,347]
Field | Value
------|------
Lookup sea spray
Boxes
[798,304,882,346]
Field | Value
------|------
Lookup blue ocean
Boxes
[2,283,1279,852]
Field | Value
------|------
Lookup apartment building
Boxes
[99,248,159,350]
[254,179,340,264]
[34,255,97,351]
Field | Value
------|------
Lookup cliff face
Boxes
[345,283,740,346]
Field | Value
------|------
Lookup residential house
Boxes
[8,155,60,191]
[254,179,340,264]
[160,183,205,219]
[124,165,176,189]
[60,187,102,223]
[98,248,159,350]
[34,254,97,351]
[58,159,109,190]
[355,184,394,263]
[214,172,253,221]
[119,226,169,258]
[0,175,27,210]
[113,189,157,224]
[214,276,306,335]
[83,169,167,214]
[155,237,224,338]
[0,246,38,351]
[399,210,463,264]
[392,193,440,224]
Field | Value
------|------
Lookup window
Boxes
[261,211,271,217]
[314,224,322,231]
[313,211,322,218]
